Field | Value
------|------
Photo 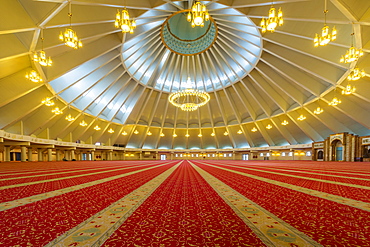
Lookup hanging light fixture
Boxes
[297,114,306,121]
[266,124,272,129]
[340,31,363,63]
[198,132,203,137]
[26,70,43,83]
[65,114,75,121]
[223,131,229,136]
[260,2,283,33]
[341,84,356,95]
[237,129,242,134]
[94,125,101,131]
[59,1,82,49]
[281,120,289,126]
[122,131,128,136]
[115,8,136,34]
[347,68,366,81]
[41,97,55,106]
[147,131,152,136]
[211,132,215,137]
[314,107,324,115]
[33,29,52,66]
[251,127,258,132]
[173,132,177,137]
[168,77,210,111]
[160,132,165,137]
[52,107,63,115]
[80,120,88,127]
[134,130,139,134]
[108,128,114,134]
[314,0,336,47]
[187,0,209,28]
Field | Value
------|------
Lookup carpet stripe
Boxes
[191,162,322,247]
[0,163,170,212]
[200,162,370,213]
[44,161,182,247]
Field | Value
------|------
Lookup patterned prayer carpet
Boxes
[0,160,369,246]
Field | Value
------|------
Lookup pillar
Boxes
[91,151,95,161]
[37,148,43,162]
[28,148,33,162]
[71,150,75,161]
[64,150,70,161]
[21,146,27,162]
[4,146,11,162]
[47,148,53,162]
[55,150,61,161]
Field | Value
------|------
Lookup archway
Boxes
[331,140,344,161]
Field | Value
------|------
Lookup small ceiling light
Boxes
[224,131,229,136]
[198,133,202,137]
[65,114,75,121]
[281,120,289,126]
[187,0,209,28]
[59,1,82,49]
[33,29,52,67]
[94,125,101,131]
[122,131,128,136]
[115,8,136,34]
[26,70,43,83]
[251,127,258,132]
[297,114,306,121]
[314,107,324,115]
[341,84,356,95]
[160,132,165,137]
[328,97,341,106]
[260,4,283,33]
[108,128,114,134]
[237,130,242,134]
[266,124,272,129]
[314,0,336,47]
[173,133,177,137]
[80,120,88,127]
[41,97,54,106]
[347,68,366,81]
[147,131,152,136]
[211,132,215,137]
[134,130,139,134]
[185,133,190,137]
[52,107,63,115]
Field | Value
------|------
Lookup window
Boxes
[175,154,178,157]
[266,153,270,157]
[289,152,293,156]
[260,153,264,157]
[281,152,285,156]
[242,154,249,160]
[229,153,232,157]
[180,154,183,157]
[306,151,311,156]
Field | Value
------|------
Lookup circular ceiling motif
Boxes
[161,10,217,56]
[122,2,262,93]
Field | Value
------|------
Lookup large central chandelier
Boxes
[314,0,336,47]
[187,1,210,28]
[115,8,136,34]
[260,4,283,33]
[169,77,210,111]
[59,1,82,49]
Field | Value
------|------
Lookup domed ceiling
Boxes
[0,0,369,149]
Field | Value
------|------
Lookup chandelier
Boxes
[297,114,306,121]
[94,125,101,131]
[59,1,82,49]
[65,114,75,121]
[52,107,63,115]
[80,120,88,127]
[314,0,336,47]
[41,97,55,106]
[314,107,324,115]
[237,130,242,134]
[281,120,289,126]
[169,77,210,111]
[108,128,114,133]
[122,131,128,135]
[328,97,341,106]
[251,127,258,132]
[187,0,209,28]
[266,124,272,129]
[211,132,215,136]
[347,68,366,81]
[260,5,283,33]
[26,70,43,83]
[147,131,152,136]
[115,8,136,34]
[33,29,52,66]
[340,46,363,63]
[342,84,356,95]
[134,130,139,134]
[160,132,165,137]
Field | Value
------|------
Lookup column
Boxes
[37,148,43,162]
[64,150,70,161]
[4,146,10,162]
[55,150,61,161]
[91,151,95,161]
[21,146,27,162]
[28,148,33,162]
[47,148,53,162]
[86,152,91,161]
[71,150,76,161]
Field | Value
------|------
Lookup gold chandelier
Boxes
[33,29,52,66]
[59,1,82,49]
[260,5,283,33]
[41,97,55,106]
[281,120,289,125]
[297,114,306,121]
[314,0,336,47]
[80,120,88,127]
[115,8,136,34]
[169,77,210,111]
[328,97,341,106]
[340,45,363,63]
[108,128,115,134]
[251,127,258,132]
[26,70,43,83]
[52,107,63,115]
[347,68,366,81]
[94,125,101,131]
[65,114,75,121]
[314,107,324,115]
[187,0,210,28]
[266,124,273,129]
[342,84,356,95]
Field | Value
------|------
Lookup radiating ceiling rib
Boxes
[170,107,179,149]
[29,29,41,52]
[286,113,321,142]
[2,103,44,131]
[0,84,45,109]
[255,122,275,146]
[0,28,37,35]
[270,119,297,145]
[154,97,170,149]
[0,53,29,63]
[215,22,261,49]
[218,0,308,9]
[230,84,256,121]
